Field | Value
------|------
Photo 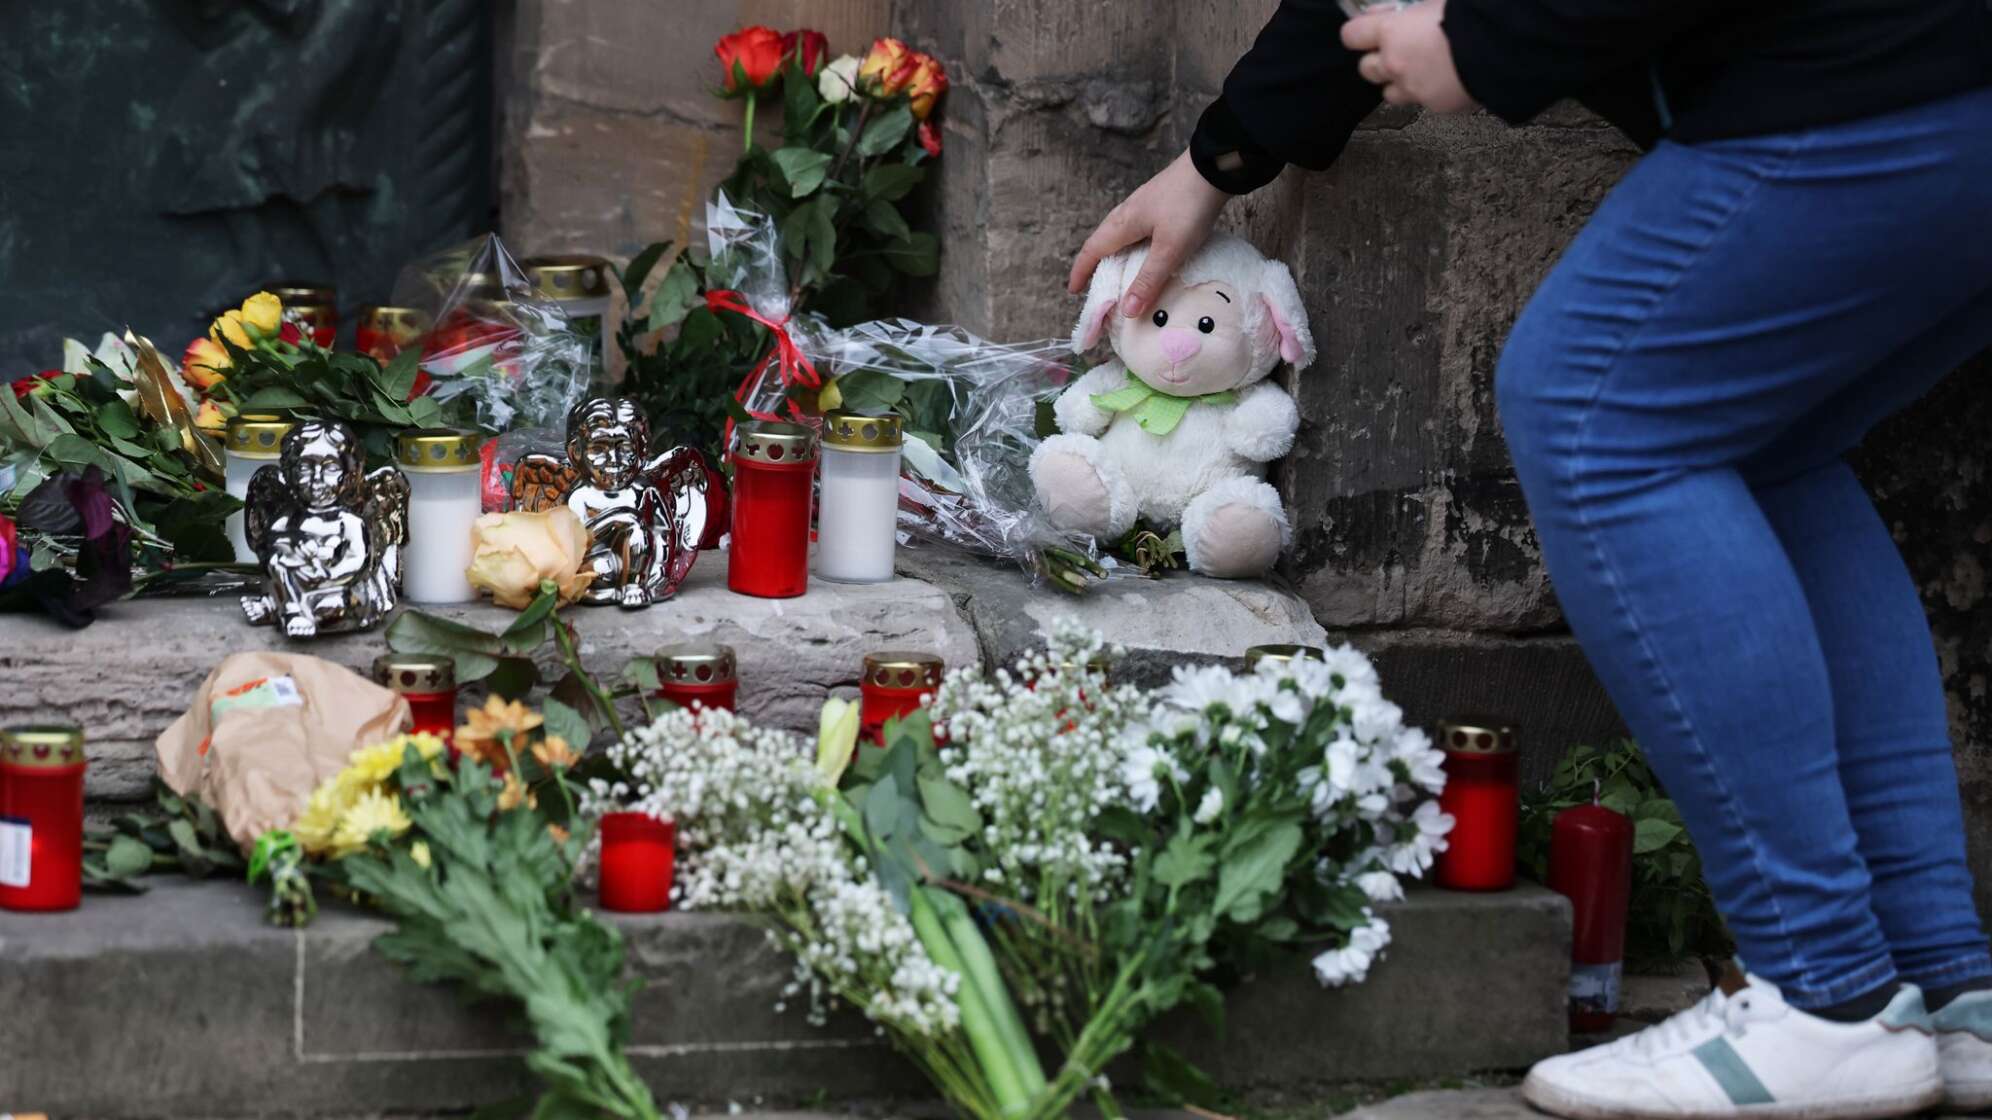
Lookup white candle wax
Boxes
[223,451,275,563]
[403,467,482,603]
[816,444,900,583]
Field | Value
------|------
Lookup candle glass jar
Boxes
[356,306,432,364]
[860,651,944,746]
[598,811,675,913]
[396,429,485,604]
[224,414,295,563]
[0,725,87,912]
[1243,644,1328,670]
[1552,797,1634,1032]
[373,653,458,745]
[729,421,817,598]
[1433,721,1520,892]
[271,284,337,347]
[816,411,903,584]
[521,255,612,384]
[654,643,739,713]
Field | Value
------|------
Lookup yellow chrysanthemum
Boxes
[411,839,432,870]
[531,734,579,771]
[457,696,545,769]
[347,733,449,785]
[328,788,412,858]
[293,782,352,857]
[497,771,536,813]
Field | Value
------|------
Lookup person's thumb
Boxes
[1120,241,1184,318]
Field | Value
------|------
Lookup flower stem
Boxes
[742,94,757,153]
[553,617,628,743]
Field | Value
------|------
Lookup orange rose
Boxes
[182,336,231,391]
[194,400,227,434]
[904,54,948,120]
[715,25,784,94]
[859,37,917,96]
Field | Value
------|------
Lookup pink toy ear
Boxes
[1260,292,1306,367]
[1076,300,1114,352]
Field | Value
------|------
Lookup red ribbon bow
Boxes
[705,290,821,439]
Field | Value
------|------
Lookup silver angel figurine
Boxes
[511,397,718,607]
[240,420,410,637]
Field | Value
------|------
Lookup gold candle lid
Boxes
[654,643,739,686]
[823,410,903,452]
[269,283,335,308]
[395,428,484,471]
[1436,721,1518,755]
[862,651,944,690]
[225,414,295,459]
[1,725,86,769]
[1244,644,1328,668]
[373,653,455,693]
[358,305,432,337]
[734,420,818,465]
[521,255,612,303]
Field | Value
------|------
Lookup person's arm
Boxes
[1191,0,1384,196]
[1442,0,1721,124]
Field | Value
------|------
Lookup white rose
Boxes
[819,55,861,103]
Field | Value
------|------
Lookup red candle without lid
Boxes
[0,727,87,913]
[729,423,817,599]
[1550,800,1634,1032]
[598,812,675,913]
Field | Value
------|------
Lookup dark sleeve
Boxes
[1188,0,1384,195]
[1443,0,1718,125]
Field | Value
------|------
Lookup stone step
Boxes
[0,880,1571,1118]
[0,546,1328,807]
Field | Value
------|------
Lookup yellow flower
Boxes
[456,696,545,770]
[411,839,432,870]
[818,377,844,412]
[240,291,283,337]
[293,782,350,857]
[466,508,595,610]
[211,309,252,349]
[194,399,227,435]
[814,696,861,787]
[181,337,230,391]
[348,733,448,785]
[904,54,948,120]
[531,734,580,771]
[547,823,570,845]
[859,37,914,95]
[498,772,536,812]
[329,789,412,857]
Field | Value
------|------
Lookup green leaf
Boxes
[646,257,702,331]
[484,656,540,699]
[830,369,905,413]
[1633,817,1683,855]
[97,400,140,438]
[863,163,924,202]
[501,590,559,648]
[105,834,153,878]
[880,232,940,276]
[541,698,593,753]
[1154,831,1214,889]
[620,242,671,301]
[379,347,421,402]
[241,387,312,410]
[858,106,914,157]
[917,773,982,836]
[622,656,661,693]
[862,200,912,242]
[1214,819,1304,923]
[771,147,835,198]
[864,775,903,843]
[1142,1040,1223,1108]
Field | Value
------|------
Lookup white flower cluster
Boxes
[1143,646,1455,989]
[588,707,959,1038]
[929,621,1143,904]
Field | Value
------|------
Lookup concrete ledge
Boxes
[0,880,1569,1117]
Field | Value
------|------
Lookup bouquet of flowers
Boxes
[591,624,1452,1118]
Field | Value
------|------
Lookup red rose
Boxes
[715,25,784,94]
[782,29,829,77]
[407,370,433,402]
[278,321,303,346]
[917,119,943,158]
[10,369,61,401]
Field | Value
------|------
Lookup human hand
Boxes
[1342,0,1476,112]
[1067,150,1228,319]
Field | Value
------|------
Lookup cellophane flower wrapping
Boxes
[707,196,1097,571]
[390,234,593,433]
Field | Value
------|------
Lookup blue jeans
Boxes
[1497,85,1992,1008]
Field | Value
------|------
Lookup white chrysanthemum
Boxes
[1193,788,1224,825]
[1311,915,1391,987]
[1356,870,1404,903]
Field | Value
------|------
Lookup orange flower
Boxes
[181,336,230,391]
[455,695,545,769]
[715,25,784,93]
[497,771,537,812]
[547,823,570,845]
[531,734,580,771]
[194,399,227,434]
[904,54,948,119]
[917,119,943,157]
[859,37,917,96]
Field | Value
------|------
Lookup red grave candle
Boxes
[1433,721,1521,892]
[728,421,817,599]
[598,812,676,913]
[860,651,944,746]
[271,284,338,348]
[654,643,739,713]
[374,653,458,748]
[1551,793,1634,1032]
[0,725,88,913]
[356,305,431,363]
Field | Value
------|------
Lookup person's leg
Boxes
[1497,87,1992,1012]
[1739,290,1992,1000]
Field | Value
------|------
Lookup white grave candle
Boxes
[815,410,903,584]
[395,428,485,604]
[223,414,294,563]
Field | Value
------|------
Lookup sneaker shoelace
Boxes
[1621,986,1757,1059]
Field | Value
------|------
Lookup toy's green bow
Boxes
[1090,373,1235,437]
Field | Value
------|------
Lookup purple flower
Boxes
[1,467,134,627]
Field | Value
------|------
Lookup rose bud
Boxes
[715,25,785,94]
[782,29,829,77]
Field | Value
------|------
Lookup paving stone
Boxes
[0,880,1570,1117]
[1338,1087,1535,1119]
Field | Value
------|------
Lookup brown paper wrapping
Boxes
[156,652,412,853]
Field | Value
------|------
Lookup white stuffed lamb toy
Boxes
[1029,233,1315,578]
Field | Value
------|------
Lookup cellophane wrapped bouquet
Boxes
[589,623,1453,1119]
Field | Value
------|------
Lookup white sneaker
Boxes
[1522,971,1941,1119]
[1932,990,1992,1111]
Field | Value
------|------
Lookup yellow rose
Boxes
[904,54,948,120]
[240,291,283,337]
[211,310,251,349]
[193,400,227,435]
[181,336,230,391]
[466,508,595,610]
